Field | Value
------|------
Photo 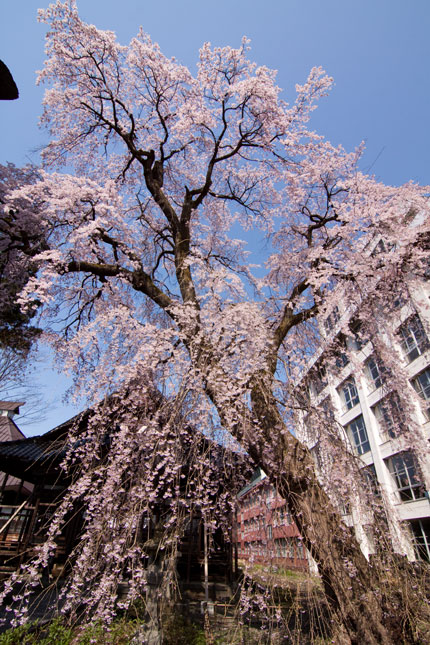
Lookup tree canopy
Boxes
[1,2,430,642]
[0,164,44,357]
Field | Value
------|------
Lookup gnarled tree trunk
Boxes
[245,377,421,645]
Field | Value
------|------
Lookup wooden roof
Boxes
[0,405,29,491]
[0,435,65,484]
[0,391,251,488]
[0,416,26,443]
[0,401,25,414]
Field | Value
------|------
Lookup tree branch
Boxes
[66,259,174,315]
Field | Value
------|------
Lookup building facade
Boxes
[0,400,33,502]
[0,401,247,600]
[296,280,430,563]
[235,469,309,572]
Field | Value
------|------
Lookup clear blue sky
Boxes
[1,0,429,434]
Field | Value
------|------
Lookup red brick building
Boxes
[236,469,309,572]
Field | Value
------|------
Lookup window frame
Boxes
[347,414,371,455]
[398,315,429,363]
[387,452,426,502]
[411,367,430,420]
[372,398,398,441]
[324,306,340,335]
[409,518,430,562]
[339,377,360,412]
[362,464,381,498]
[366,356,383,390]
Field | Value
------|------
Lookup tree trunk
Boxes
[193,334,424,643]
[246,379,418,645]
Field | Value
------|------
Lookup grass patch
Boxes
[239,561,322,592]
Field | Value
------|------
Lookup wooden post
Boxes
[0,473,9,545]
[186,511,194,583]
[203,519,209,604]
[0,473,9,500]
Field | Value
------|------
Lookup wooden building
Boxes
[0,408,84,577]
[0,400,247,605]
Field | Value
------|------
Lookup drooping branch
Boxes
[15,7,430,641]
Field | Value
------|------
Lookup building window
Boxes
[371,238,396,269]
[335,351,349,369]
[288,538,295,559]
[362,464,380,497]
[366,356,383,390]
[308,361,327,398]
[267,525,272,539]
[339,377,360,412]
[393,293,406,310]
[280,538,287,558]
[371,238,390,256]
[347,415,370,455]
[320,397,336,421]
[296,538,304,559]
[324,306,340,335]
[333,334,350,368]
[372,398,398,440]
[398,314,429,363]
[409,518,430,562]
[346,320,365,351]
[386,452,426,502]
[411,367,430,420]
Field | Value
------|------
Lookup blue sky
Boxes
[1,0,429,434]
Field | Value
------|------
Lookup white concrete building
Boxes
[296,280,430,563]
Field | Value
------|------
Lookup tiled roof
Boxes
[0,438,52,463]
[0,405,96,485]
[0,435,66,484]
[0,409,30,491]
[0,392,251,487]
[0,401,25,413]
[0,417,26,442]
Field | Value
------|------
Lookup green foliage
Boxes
[0,622,33,645]
[0,616,142,645]
[0,619,72,645]
[38,618,73,645]
[74,617,142,644]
